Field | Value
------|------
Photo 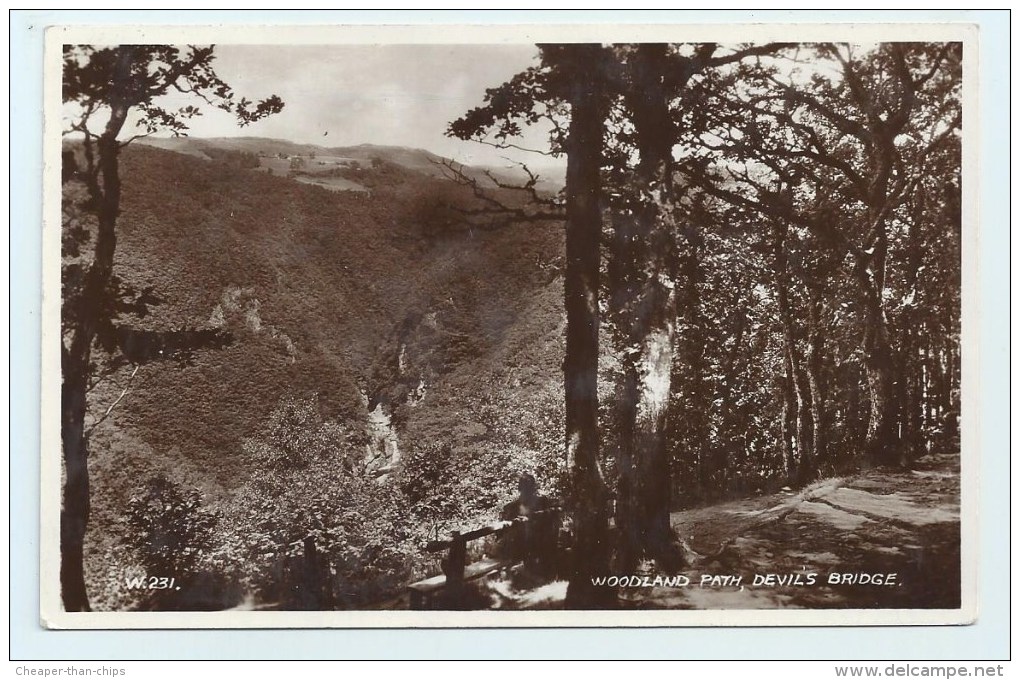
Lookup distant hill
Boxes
[136,136,565,193]
[74,139,569,606]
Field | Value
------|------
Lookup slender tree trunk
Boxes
[943,342,960,447]
[806,363,825,472]
[899,323,924,465]
[773,222,815,486]
[779,366,797,480]
[790,359,815,484]
[685,242,710,497]
[805,293,827,472]
[560,45,615,609]
[934,347,947,435]
[713,301,746,494]
[920,337,930,453]
[669,236,707,504]
[842,366,864,460]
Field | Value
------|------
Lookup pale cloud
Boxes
[151,44,561,172]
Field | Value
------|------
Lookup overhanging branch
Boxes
[434,157,564,226]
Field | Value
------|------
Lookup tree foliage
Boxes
[124,475,219,608]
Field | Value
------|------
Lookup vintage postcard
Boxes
[41,21,978,629]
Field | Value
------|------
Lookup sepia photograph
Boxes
[42,23,975,628]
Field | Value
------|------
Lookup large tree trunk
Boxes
[60,360,91,612]
[858,136,903,468]
[559,45,615,609]
[859,283,901,468]
[614,285,679,571]
[612,44,684,573]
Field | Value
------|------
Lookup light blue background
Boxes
[10,9,1009,660]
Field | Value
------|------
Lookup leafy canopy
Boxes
[63,45,284,138]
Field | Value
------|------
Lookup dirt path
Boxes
[403,454,961,611]
[619,453,961,609]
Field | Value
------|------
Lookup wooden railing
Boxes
[408,507,561,610]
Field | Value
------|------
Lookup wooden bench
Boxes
[408,508,560,610]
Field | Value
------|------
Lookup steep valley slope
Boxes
[76,139,567,606]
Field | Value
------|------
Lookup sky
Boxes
[151,44,564,174]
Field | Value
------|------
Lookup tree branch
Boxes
[434,157,564,225]
[704,42,796,68]
[118,131,156,148]
[913,43,955,90]
[85,364,139,437]
[765,73,870,143]
[470,136,557,158]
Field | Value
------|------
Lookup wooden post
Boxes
[443,531,467,608]
[302,535,321,610]
[531,508,561,577]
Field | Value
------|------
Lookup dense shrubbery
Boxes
[126,474,218,577]
[124,474,223,609]
[201,147,261,170]
[210,397,416,608]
